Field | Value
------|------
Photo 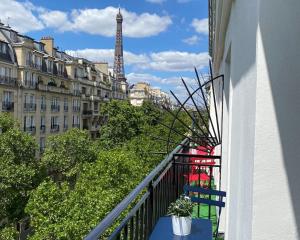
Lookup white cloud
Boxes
[146,0,166,3]
[191,18,208,35]
[0,1,172,37]
[66,49,149,67]
[145,51,209,72]
[0,0,44,33]
[39,7,172,37]
[67,49,209,72]
[182,35,200,45]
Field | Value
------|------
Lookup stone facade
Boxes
[0,23,127,152]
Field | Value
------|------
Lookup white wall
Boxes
[252,1,300,239]
[214,0,300,239]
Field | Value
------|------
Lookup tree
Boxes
[99,100,144,148]
[41,128,97,184]
[0,114,38,225]
[26,149,146,240]
[0,113,19,133]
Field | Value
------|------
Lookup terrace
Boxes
[85,69,225,240]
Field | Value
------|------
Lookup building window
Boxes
[50,116,59,132]
[26,51,33,66]
[40,137,45,153]
[0,42,7,54]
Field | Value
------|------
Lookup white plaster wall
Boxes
[214,0,259,239]
[252,1,300,239]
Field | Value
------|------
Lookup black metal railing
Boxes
[73,106,81,112]
[50,125,60,133]
[24,126,36,134]
[40,125,46,133]
[24,103,37,112]
[2,102,14,111]
[41,104,46,112]
[51,105,60,112]
[0,76,17,86]
[82,110,93,115]
[72,123,80,129]
[85,139,223,240]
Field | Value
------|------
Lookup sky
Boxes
[0,0,209,101]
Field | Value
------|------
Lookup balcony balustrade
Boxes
[24,103,36,112]
[40,125,46,133]
[2,102,14,111]
[82,109,93,116]
[85,139,224,240]
[37,83,70,94]
[24,126,36,135]
[0,76,17,86]
[73,90,81,96]
[72,123,80,129]
[40,104,46,112]
[51,105,60,112]
[50,125,60,133]
[73,106,81,112]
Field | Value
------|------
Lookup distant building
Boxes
[129,82,171,107]
[0,20,126,152]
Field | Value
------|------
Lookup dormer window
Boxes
[0,42,7,54]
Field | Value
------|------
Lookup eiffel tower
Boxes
[113,8,126,82]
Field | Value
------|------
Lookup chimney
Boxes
[41,36,54,56]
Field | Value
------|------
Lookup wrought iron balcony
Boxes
[73,106,81,112]
[24,126,36,135]
[0,76,17,86]
[24,103,37,112]
[51,105,60,112]
[40,104,46,112]
[2,102,14,111]
[40,125,46,133]
[82,109,93,116]
[85,139,223,240]
[72,123,80,129]
[50,125,60,133]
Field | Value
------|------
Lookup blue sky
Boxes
[1,0,209,100]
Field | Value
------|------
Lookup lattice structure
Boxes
[113,8,126,82]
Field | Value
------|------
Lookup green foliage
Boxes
[26,149,147,239]
[0,113,19,133]
[99,100,144,148]
[167,195,194,217]
[41,128,97,183]
[0,124,38,221]
[0,225,18,240]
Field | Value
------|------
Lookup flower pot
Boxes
[171,215,192,236]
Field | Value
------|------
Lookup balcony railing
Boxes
[24,103,36,112]
[85,139,223,240]
[72,123,80,129]
[40,125,46,133]
[51,105,60,112]
[40,104,46,112]
[73,106,81,112]
[0,76,17,86]
[50,125,60,133]
[24,126,36,135]
[2,102,14,111]
[82,110,93,116]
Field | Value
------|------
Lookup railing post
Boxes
[147,181,154,237]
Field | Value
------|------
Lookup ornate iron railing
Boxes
[85,139,222,240]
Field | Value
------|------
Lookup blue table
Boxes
[149,217,212,240]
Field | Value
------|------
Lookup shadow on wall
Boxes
[259,0,300,237]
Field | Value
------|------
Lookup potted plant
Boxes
[167,195,194,236]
